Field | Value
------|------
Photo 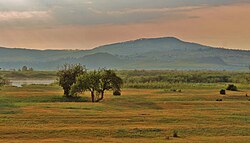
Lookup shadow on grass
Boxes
[26,95,89,103]
[57,96,88,102]
[0,95,89,105]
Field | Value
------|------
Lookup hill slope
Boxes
[0,37,249,70]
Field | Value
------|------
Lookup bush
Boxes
[226,84,238,91]
[113,90,121,96]
[231,86,238,91]
[0,76,9,87]
[220,89,226,95]
[173,130,178,137]
[170,89,182,92]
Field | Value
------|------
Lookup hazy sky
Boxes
[0,0,250,50]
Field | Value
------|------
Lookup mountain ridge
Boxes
[0,37,249,70]
[1,37,249,52]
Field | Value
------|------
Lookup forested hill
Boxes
[0,37,250,70]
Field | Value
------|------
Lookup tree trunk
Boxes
[91,91,95,102]
[64,88,70,97]
[96,91,104,102]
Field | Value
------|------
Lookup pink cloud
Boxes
[0,11,51,21]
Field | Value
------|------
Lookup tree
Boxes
[71,69,122,102]
[57,64,86,97]
[29,67,34,71]
[22,66,28,71]
[71,71,101,102]
[96,69,122,102]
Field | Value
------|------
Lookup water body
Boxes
[9,79,55,87]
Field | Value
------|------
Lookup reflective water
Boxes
[9,79,55,87]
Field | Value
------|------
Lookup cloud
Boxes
[0,1,250,50]
[0,0,249,27]
[0,11,50,21]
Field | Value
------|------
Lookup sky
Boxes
[0,0,250,50]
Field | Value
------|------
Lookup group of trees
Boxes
[21,66,34,72]
[6,66,34,72]
[0,66,34,72]
[57,64,122,102]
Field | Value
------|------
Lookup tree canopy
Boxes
[57,64,86,97]
[71,69,122,102]
[97,69,122,102]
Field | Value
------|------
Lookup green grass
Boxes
[0,84,250,143]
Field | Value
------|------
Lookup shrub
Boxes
[113,90,121,96]
[171,89,177,92]
[0,76,9,88]
[231,86,238,91]
[226,84,238,91]
[220,89,226,95]
[170,88,182,92]
[173,130,178,137]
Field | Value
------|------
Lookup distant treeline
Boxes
[1,70,250,87]
[0,71,57,79]
[118,70,250,84]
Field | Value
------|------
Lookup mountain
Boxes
[0,37,250,70]
[78,53,125,69]
[92,37,210,55]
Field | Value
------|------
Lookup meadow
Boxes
[0,85,250,142]
[0,70,250,142]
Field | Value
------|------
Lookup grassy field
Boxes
[0,84,250,143]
